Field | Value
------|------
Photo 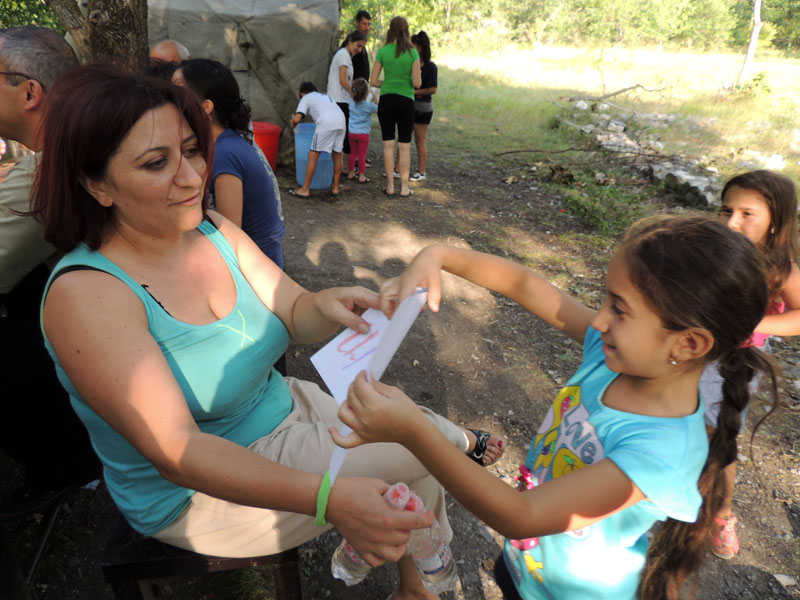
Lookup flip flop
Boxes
[467,429,505,466]
[287,188,310,198]
[357,177,370,184]
[382,187,395,196]
[399,189,414,198]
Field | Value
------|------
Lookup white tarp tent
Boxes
[148,0,340,164]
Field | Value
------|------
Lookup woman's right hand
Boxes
[326,476,434,565]
[380,244,446,317]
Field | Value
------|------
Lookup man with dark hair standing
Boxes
[0,26,100,517]
[342,10,371,81]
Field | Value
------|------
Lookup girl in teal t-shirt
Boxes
[334,215,779,599]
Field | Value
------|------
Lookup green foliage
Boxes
[561,177,651,237]
[762,0,800,51]
[341,0,799,54]
[734,71,771,97]
[0,0,63,31]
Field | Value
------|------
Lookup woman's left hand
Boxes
[314,286,380,334]
[332,371,424,448]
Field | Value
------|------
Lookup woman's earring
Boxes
[669,358,678,366]
[770,226,775,234]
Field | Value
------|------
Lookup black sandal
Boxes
[466,429,502,466]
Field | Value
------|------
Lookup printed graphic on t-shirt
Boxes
[508,385,605,587]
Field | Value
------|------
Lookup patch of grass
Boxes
[436,46,800,183]
[560,176,654,237]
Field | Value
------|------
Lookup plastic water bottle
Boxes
[405,492,458,594]
[331,482,411,585]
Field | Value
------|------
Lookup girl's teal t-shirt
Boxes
[41,220,293,535]
[503,326,708,599]
[376,43,419,99]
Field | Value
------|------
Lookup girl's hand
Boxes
[332,371,424,448]
[326,476,434,565]
[314,286,380,334]
[380,245,446,318]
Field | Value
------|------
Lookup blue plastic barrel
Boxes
[294,123,334,189]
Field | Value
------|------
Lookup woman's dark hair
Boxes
[351,78,369,103]
[30,63,213,252]
[623,216,778,599]
[177,58,252,142]
[721,170,798,298]
[147,59,179,81]
[411,30,431,64]
[385,16,413,57]
[299,81,317,95]
[344,30,367,46]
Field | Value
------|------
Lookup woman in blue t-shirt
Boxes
[173,58,285,269]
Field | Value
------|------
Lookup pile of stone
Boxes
[571,101,723,207]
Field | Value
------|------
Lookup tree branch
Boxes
[559,83,669,103]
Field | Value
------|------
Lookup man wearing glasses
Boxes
[0,26,100,517]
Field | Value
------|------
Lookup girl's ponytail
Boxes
[641,346,778,598]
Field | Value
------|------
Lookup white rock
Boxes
[575,100,589,110]
[607,120,626,133]
[774,574,797,587]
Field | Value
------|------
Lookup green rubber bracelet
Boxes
[315,470,331,526]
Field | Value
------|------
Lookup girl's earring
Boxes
[770,226,775,234]
[669,358,678,366]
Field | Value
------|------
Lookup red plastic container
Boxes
[252,121,281,170]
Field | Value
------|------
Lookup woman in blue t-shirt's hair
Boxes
[173,58,285,270]
[335,215,779,599]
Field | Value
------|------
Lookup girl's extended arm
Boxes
[382,244,595,344]
[334,374,645,539]
[213,174,244,227]
[755,263,800,336]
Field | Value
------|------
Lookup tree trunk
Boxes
[45,0,149,73]
[736,0,763,87]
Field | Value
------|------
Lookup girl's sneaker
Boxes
[410,171,426,181]
[711,514,739,559]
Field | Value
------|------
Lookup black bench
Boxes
[101,512,303,600]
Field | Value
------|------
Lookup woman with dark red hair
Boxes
[31,64,502,594]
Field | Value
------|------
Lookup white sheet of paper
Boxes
[310,289,428,482]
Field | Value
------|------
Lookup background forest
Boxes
[2,0,800,55]
[341,0,796,53]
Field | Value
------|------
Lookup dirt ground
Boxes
[2,148,798,600]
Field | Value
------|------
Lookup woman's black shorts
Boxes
[378,93,414,143]
[414,110,433,125]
